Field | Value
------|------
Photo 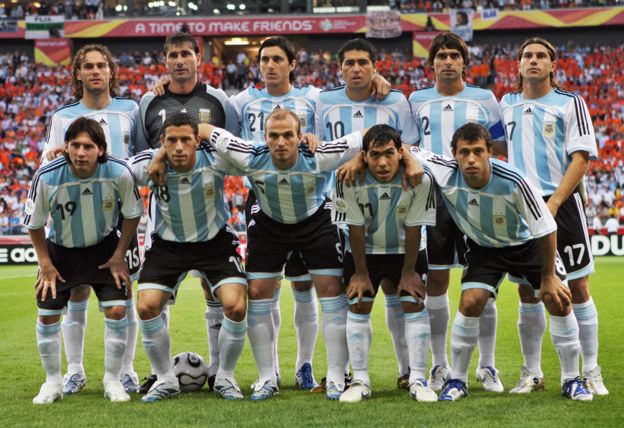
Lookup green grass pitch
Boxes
[1,258,622,427]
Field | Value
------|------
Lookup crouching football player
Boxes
[332,124,437,403]
[129,112,248,402]
[25,117,143,404]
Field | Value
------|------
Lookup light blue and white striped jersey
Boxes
[230,85,320,141]
[128,147,239,243]
[411,148,556,248]
[333,166,436,254]
[24,156,143,248]
[500,89,598,196]
[315,87,417,144]
[409,84,504,157]
[208,128,362,224]
[42,98,139,163]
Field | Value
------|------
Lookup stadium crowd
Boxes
[0,42,622,235]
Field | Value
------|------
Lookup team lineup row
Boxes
[26,31,605,404]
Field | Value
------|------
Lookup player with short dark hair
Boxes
[40,43,142,395]
[409,31,505,393]
[501,37,607,395]
[332,124,438,403]
[135,31,240,394]
[130,112,248,402]
[25,117,143,404]
[411,123,592,402]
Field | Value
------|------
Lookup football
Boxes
[172,352,208,392]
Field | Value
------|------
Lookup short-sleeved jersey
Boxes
[412,148,556,248]
[409,84,504,157]
[135,82,240,151]
[42,98,139,163]
[333,166,436,254]
[230,85,320,141]
[208,128,362,224]
[315,87,417,145]
[500,89,598,196]
[128,147,239,243]
[24,156,143,248]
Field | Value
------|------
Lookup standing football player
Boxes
[41,44,142,395]
[408,32,505,392]
[135,31,239,394]
[501,37,607,395]
[26,117,143,404]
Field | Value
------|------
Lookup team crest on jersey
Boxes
[123,131,130,146]
[299,116,307,130]
[396,205,408,219]
[103,197,115,211]
[199,108,212,124]
[543,121,555,138]
[305,182,315,194]
[204,185,215,198]
[334,198,347,213]
[493,215,506,226]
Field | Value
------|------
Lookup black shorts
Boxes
[246,203,343,279]
[426,190,467,269]
[548,191,594,280]
[343,250,428,299]
[245,190,311,281]
[37,232,129,313]
[138,227,247,298]
[461,238,567,297]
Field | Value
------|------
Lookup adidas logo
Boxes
[442,104,453,112]
[274,105,282,110]
[353,110,363,119]
[380,192,391,200]
[82,188,93,196]
[524,107,533,115]
[468,198,479,206]
[180,177,191,184]
[99,118,107,125]
[180,108,187,113]
[279,178,289,185]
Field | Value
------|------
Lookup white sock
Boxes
[292,288,319,371]
[319,295,349,389]
[247,299,276,383]
[104,317,128,384]
[405,310,431,382]
[550,313,581,385]
[216,316,247,380]
[346,311,371,386]
[62,299,88,375]
[450,312,479,383]
[385,294,409,376]
[120,300,138,375]
[37,320,62,384]
[518,302,545,377]
[161,304,170,328]
[426,293,450,368]
[573,298,599,372]
[140,315,177,385]
[477,298,497,368]
[205,300,224,377]
[272,287,282,378]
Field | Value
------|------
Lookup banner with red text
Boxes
[34,38,71,66]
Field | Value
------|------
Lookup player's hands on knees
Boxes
[35,261,65,301]
[397,271,425,302]
[371,74,391,100]
[346,273,375,308]
[539,274,571,314]
[300,133,320,153]
[99,254,131,290]
[151,76,170,96]
[337,155,366,187]
[45,148,66,161]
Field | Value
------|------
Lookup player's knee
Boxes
[137,300,161,320]
[291,280,313,292]
[224,298,247,322]
[569,277,590,303]
[348,303,373,315]
[518,285,540,303]
[426,270,450,295]
[459,290,489,317]
[39,315,61,325]
[104,305,126,320]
